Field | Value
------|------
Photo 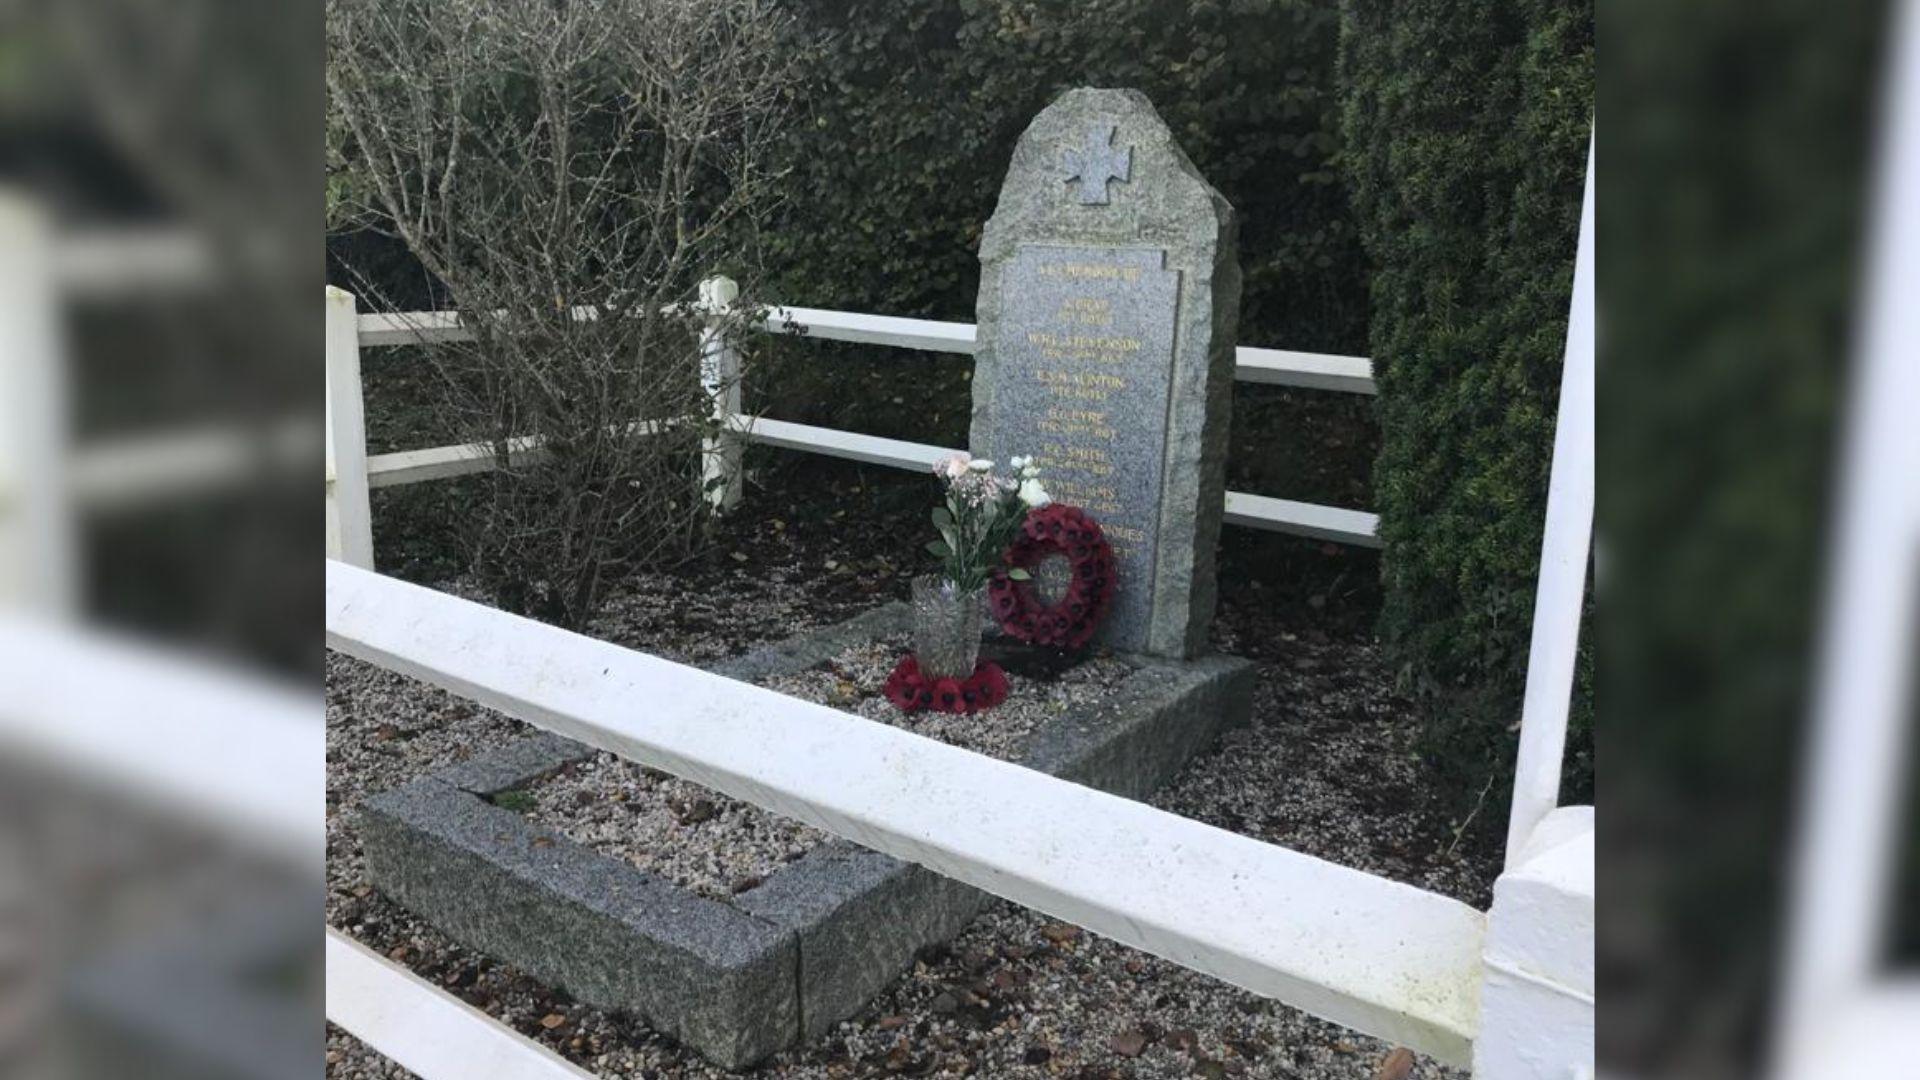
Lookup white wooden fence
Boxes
[0,163,1599,1076]
[322,287,1384,574]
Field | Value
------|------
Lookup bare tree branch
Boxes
[327,0,802,626]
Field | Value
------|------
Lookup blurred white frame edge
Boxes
[2,195,312,608]
[1774,2,1920,1077]
[0,195,321,862]
[0,614,321,870]
[0,191,79,615]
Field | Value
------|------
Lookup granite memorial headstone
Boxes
[972,88,1240,659]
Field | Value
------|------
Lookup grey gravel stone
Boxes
[517,629,1138,904]
[1023,652,1254,802]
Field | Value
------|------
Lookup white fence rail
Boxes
[351,302,1377,390]
[323,295,1382,570]
[327,560,1486,1063]
[326,551,1595,1078]
[319,258,1596,1075]
[325,287,375,570]
[328,927,596,1080]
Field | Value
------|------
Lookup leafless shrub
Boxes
[326,0,800,626]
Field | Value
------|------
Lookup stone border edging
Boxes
[362,604,1254,1067]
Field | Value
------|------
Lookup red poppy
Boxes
[977,663,1009,706]
[884,656,922,710]
[885,655,1011,714]
[931,677,963,712]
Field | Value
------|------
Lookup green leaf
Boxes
[931,506,953,530]
[925,540,950,557]
[1007,567,1031,581]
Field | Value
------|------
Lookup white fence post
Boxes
[698,275,744,513]
[1503,132,1596,867]
[0,191,79,617]
[1473,807,1595,1079]
[1472,130,1597,1080]
[325,286,375,569]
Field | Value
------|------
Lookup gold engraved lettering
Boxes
[1036,261,1145,284]
[1025,330,1144,365]
[1056,296,1113,327]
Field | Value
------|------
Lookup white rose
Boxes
[968,458,994,473]
[1018,478,1051,508]
[1009,454,1031,470]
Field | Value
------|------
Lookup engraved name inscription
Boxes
[991,244,1180,643]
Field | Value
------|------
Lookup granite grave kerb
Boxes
[360,604,1256,1069]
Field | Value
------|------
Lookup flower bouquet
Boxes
[887,452,1050,713]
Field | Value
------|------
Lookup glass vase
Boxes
[910,575,983,679]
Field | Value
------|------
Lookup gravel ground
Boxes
[326,466,1498,1080]
[520,636,1136,902]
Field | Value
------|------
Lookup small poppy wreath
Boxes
[987,504,1117,650]
[884,655,1010,714]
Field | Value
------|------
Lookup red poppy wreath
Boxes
[986,504,1117,649]
[883,654,1009,715]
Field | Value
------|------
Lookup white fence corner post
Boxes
[1504,131,1595,868]
[697,275,744,514]
[0,190,79,617]
[1473,807,1595,1079]
[325,286,375,569]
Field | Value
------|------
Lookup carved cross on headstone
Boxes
[1062,122,1132,205]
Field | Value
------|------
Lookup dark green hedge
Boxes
[754,0,1372,481]
[769,0,1362,338]
[1338,0,1594,822]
